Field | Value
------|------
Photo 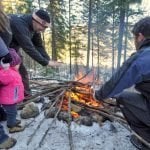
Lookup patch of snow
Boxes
[1,113,137,150]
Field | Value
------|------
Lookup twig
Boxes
[18,87,65,109]
[67,89,74,150]
[132,131,150,148]
[27,116,45,145]
[76,69,92,82]
[117,120,150,148]
[85,107,127,124]
[38,91,66,147]
[27,89,66,146]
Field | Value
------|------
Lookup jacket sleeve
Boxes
[95,53,143,100]
[11,23,49,66]
[32,33,50,61]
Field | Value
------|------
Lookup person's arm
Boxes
[32,33,63,67]
[11,23,49,66]
[32,33,50,61]
[95,52,145,100]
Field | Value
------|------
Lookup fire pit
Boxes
[18,79,126,148]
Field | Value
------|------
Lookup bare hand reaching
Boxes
[48,60,64,67]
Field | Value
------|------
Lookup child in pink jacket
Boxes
[0,48,25,133]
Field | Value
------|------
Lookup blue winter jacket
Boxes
[95,39,150,100]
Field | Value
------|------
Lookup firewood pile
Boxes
[17,79,127,148]
[18,79,126,125]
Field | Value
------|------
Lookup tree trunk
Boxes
[112,5,115,74]
[50,1,57,60]
[96,0,100,80]
[86,0,92,71]
[117,4,125,69]
[69,0,72,76]
[124,3,129,61]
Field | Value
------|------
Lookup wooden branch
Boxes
[67,90,74,150]
[132,131,150,148]
[27,89,66,146]
[38,92,66,147]
[30,80,50,86]
[44,89,68,115]
[118,121,150,148]
[27,117,45,145]
[17,87,65,109]
[84,106,127,124]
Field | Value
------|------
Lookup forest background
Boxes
[1,0,150,82]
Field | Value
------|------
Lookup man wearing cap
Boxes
[9,9,61,98]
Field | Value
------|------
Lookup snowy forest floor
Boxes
[1,78,138,150]
[1,106,137,150]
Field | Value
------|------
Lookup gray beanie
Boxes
[0,37,9,57]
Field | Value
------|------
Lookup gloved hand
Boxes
[48,60,64,67]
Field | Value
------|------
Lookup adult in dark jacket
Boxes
[9,9,61,97]
[94,17,150,150]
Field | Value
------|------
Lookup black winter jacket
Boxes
[9,14,50,66]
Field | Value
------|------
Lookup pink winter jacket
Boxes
[0,67,24,104]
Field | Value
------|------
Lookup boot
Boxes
[130,134,150,150]
[8,124,25,133]
[0,137,16,149]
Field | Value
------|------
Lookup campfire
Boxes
[17,72,126,148]
[17,72,149,149]
[18,71,125,127]
[40,69,107,125]
[60,82,104,118]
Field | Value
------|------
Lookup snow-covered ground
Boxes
[1,110,136,150]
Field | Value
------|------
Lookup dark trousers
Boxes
[0,124,8,144]
[0,106,7,121]
[2,104,17,127]
[19,59,31,96]
[116,91,150,142]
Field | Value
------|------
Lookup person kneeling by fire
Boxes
[93,17,150,150]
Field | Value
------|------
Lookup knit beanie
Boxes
[9,48,21,66]
[0,37,9,58]
[36,9,50,23]
[32,9,50,27]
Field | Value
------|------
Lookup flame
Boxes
[60,84,103,118]
[65,90,101,108]
[59,68,103,118]
[74,69,95,84]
